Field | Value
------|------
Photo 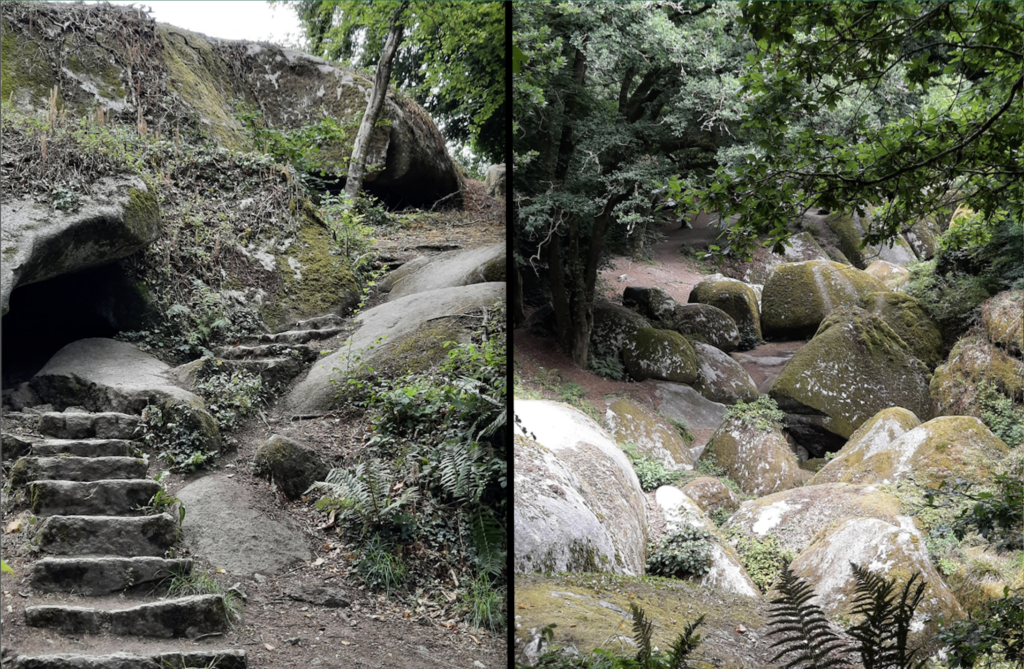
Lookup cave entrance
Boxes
[1,262,151,389]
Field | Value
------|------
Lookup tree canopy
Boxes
[279,0,506,164]
[513,0,1022,366]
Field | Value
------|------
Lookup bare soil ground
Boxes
[1,180,507,669]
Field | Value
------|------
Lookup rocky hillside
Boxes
[1,3,507,669]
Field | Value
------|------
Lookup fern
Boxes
[307,459,418,536]
[630,602,656,668]
[848,563,927,669]
[623,604,705,669]
[767,564,853,669]
[433,441,488,503]
[667,614,705,669]
[468,507,506,577]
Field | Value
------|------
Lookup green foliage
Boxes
[732,533,794,594]
[464,573,505,632]
[927,459,1023,554]
[725,395,786,431]
[938,586,1024,669]
[160,565,242,625]
[669,419,694,446]
[645,525,714,579]
[192,360,267,431]
[621,443,682,492]
[309,459,419,542]
[589,347,626,381]
[977,381,1024,449]
[767,564,854,669]
[356,533,407,593]
[136,488,186,527]
[847,563,927,669]
[1,560,13,576]
[137,403,218,474]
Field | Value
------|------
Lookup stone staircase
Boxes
[2,408,247,669]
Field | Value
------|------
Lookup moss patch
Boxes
[688,277,762,348]
[0,18,57,109]
[622,327,699,383]
[868,291,943,368]
[606,397,693,468]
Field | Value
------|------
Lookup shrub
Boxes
[646,525,715,579]
[621,443,682,491]
[732,533,794,593]
[977,380,1024,448]
[192,360,267,431]
[725,395,785,431]
[136,402,218,473]
[938,586,1023,668]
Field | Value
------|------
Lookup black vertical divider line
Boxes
[504,0,515,662]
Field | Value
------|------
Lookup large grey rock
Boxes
[652,382,730,455]
[31,557,192,596]
[28,479,162,516]
[253,434,329,500]
[688,275,762,348]
[33,514,178,556]
[10,456,148,486]
[175,474,311,575]
[485,164,506,197]
[30,339,198,413]
[691,341,759,405]
[11,651,247,669]
[285,283,505,414]
[387,244,504,300]
[669,303,740,353]
[0,176,160,316]
[514,401,647,576]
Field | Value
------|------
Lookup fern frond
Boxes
[468,507,505,577]
[668,613,705,669]
[767,564,853,669]
[849,562,928,669]
[630,603,654,668]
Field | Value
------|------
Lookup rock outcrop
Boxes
[864,259,911,291]
[867,292,943,368]
[253,434,329,501]
[807,407,921,485]
[698,416,806,496]
[980,290,1024,355]
[514,401,647,575]
[604,397,694,469]
[284,282,504,414]
[669,303,741,353]
[930,335,1024,417]
[590,299,651,361]
[691,341,759,405]
[385,244,504,300]
[688,275,762,348]
[0,176,160,316]
[622,328,700,383]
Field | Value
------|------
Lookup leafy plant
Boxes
[646,525,714,579]
[136,488,186,527]
[847,563,927,669]
[938,586,1023,668]
[464,573,505,632]
[193,360,268,431]
[926,461,1023,554]
[161,565,242,625]
[668,418,694,446]
[136,403,218,473]
[725,395,786,431]
[976,380,1024,448]
[621,443,682,491]
[309,459,419,541]
[733,533,794,594]
[767,564,853,669]
[357,533,407,593]
[1,560,14,576]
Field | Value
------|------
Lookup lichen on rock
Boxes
[622,327,700,384]
[688,275,762,349]
[604,397,694,469]
[698,416,806,496]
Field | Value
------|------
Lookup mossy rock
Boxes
[699,418,806,496]
[590,299,651,360]
[760,260,887,340]
[691,341,758,405]
[253,434,328,501]
[722,482,902,555]
[514,401,648,576]
[930,335,1024,417]
[679,477,740,517]
[791,517,963,653]
[669,303,740,353]
[826,210,916,269]
[0,17,57,110]
[768,308,933,439]
[864,259,911,291]
[515,573,773,669]
[688,276,761,349]
[867,291,943,369]
[622,328,699,384]
[605,397,694,469]
[980,290,1024,355]
[622,286,677,323]
[261,208,359,330]
[808,416,1008,488]
[808,407,921,486]
[902,214,945,260]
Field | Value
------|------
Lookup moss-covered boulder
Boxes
[760,260,887,339]
[622,328,700,384]
[680,477,740,517]
[768,308,933,439]
[808,408,921,486]
[980,290,1024,355]
[864,259,911,291]
[590,299,652,361]
[623,286,677,322]
[790,518,963,652]
[930,335,1024,417]
[688,275,762,349]
[902,214,945,260]
[867,292,943,368]
[515,573,773,669]
[654,382,730,454]
[1,175,160,317]
[698,417,806,496]
[691,341,759,405]
[605,397,694,469]
[669,303,740,353]
[260,204,359,330]
[809,416,1009,487]
[722,483,901,555]
[826,210,917,269]
[514,400,647,575]
[652,486,759,597]
[253,434,329,501]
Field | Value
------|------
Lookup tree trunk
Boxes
[512,263,526,327]
[344,2,408,199]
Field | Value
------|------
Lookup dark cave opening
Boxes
[1,263,151,389]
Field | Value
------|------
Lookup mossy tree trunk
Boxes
[344,1,409,199]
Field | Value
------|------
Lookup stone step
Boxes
[31,557,192,596]
[25,594,230,638]
[37,411,140,440]
[216,342,319,363]
[28,480,162,516]
[33,514,177,556]
[31,438,137,458]
[10,456,148,486]
[211,357,304,387]
[279,313,344,332]
[257,326,344,344]
[11,650,247,669]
